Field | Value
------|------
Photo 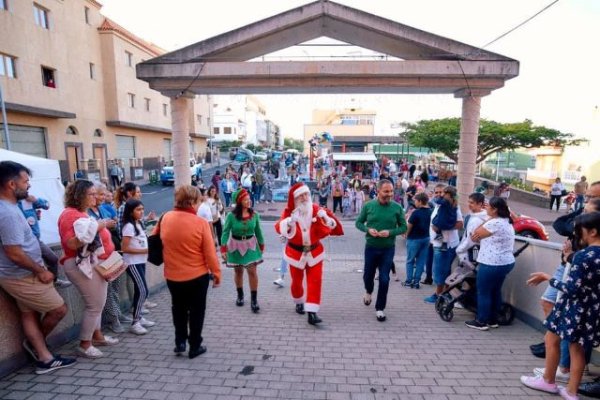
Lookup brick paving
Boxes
[0,221,588,399]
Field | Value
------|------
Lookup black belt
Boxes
[232,235,254,240]
[288,242,319,253]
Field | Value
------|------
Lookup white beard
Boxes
[294,198,313,230]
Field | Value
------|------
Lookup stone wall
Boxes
[474,177,549,208]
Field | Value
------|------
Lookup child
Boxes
[404,193,432,288]
[521,211,600,399]
[121,199,155,335]
[250,176,258,208]
[431,186,458,250]
[273,236,288,287]
[354,186,365,214]
[342,189,351,218]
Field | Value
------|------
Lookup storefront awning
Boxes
[332,152,377,162]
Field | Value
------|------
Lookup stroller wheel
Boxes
[497,303,515,325]
[435,295,446,313]
[440,307,454,322]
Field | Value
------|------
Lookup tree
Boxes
[284,137,304,153]
[401,118,583,164]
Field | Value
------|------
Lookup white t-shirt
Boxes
[121,222,148,265]
[429,205,463,248]
[476,218,515,266]
[197,202,213,223]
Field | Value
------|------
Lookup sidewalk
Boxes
[0,222,589,399]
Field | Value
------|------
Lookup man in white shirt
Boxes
[197,188,216,244]
[424,185,463,304]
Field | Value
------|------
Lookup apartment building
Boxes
[0,0,211,182]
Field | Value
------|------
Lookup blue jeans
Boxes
[224,192,232,207]
[476,262,514,324]
[560,339,593,368]
[425,244,434,281]
[363,246,395,311]
[405,237,430,284]
[574,194,585,211]
[432,246,456,286]
[255,184,264,202]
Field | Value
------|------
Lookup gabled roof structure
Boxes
[137,0,519,97]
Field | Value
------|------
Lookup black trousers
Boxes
[425,243,434,280]
[550,195,561,211]
[213,219,223,246]
[167,274,209,350]
[333,196,342,213]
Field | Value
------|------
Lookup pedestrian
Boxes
[318,180,330,208]
[455,192,488,270]
[332,177,344,214]
[220,188,265,313]
[220,171,237,208]
[354,186,365,214]
[58,180,120,358]
[342,189,351,218]
[573,176,588,212]
[275,183,344,325]
[355,180,407,322]
[273,235,288,288]
[120,199,153,335]
[0,161,76,374]
[521,211,600,399]
[206,186,224,246]
[109,162,120,189]
[423,184,463,304]
[403,192,432,288]
[254,166,264,204]
[211,170,221,193]
[550,177,566,212]
[154,185,221,358]
[430,186,458,251]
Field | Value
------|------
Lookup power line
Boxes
[480,0,560,49]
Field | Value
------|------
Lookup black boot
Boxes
[250,291,259,313]
[188,345,207,359]
[173,341,186,355]
[295,304,305,315]
[236,287,244,306]
[308,312,322,325]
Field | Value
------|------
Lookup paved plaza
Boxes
[0,221,587,400]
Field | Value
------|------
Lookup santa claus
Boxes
[274,182,344,325]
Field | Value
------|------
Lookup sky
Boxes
[99,0,600,141]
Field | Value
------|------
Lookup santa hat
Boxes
[286,182,310,210]
[232,188,249,205]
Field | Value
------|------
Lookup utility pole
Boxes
[0,83,11,150]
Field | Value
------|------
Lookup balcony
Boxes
[526,168,558,185]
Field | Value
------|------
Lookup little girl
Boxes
[354,186,365,214]
[121,199,155,335]
[342,189,351,218]
[521,211,600,399]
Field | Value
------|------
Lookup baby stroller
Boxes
[435,242,530,324]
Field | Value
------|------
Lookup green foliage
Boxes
[218,140,242,151]
[284,137,304,152]
[401,118,583,164]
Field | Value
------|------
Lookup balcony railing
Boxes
[526,168,558,180]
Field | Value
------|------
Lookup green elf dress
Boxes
[220,190,265,268]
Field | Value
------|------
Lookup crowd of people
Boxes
[1,158,599,399]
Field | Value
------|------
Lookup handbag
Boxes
[94,251,127,282]
[561,189,568,197]
[147,215,164,266]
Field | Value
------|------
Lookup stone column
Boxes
[456,93,482,213]
[170,95,193,187]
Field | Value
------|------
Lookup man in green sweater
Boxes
[355,180,407,322]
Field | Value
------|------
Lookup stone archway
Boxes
[137,0,519,210]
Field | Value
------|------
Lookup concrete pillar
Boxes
[457,95,481,213]
[170,95,193,187]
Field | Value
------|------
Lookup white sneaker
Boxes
[129,322,148,335]
[273,278,285,287]
[77,345,103,359]
[139,317,156,327]
[54,279,72,288]
[141,308,150,315]
[533,367,570,383]
[144,301,158,309]
[376,310,386,322]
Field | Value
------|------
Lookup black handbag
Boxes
[147,215,164,265]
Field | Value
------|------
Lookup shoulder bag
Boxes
[147,214,164,266]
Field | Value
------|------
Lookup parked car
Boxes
[511,211,549,241]
[160,159,200,186]
[235,148,255,162]
[228,147,239,160]
[254,151,268,161]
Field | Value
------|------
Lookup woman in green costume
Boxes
[220,188,265,313]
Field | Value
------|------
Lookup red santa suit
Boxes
[274,183,343,314]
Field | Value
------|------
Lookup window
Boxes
[0,53,16,78]
[41,66,55,88]
[66,126,78,135]
[125,51,133,67]
[127,93,135,108]
[196,114,202,125]
[0,0,7,11]
[144,98,150,112]
[89,63,95,79]
[94,129,103,137]
[213,127,220,135]
[162,103,168,116]
[84,6,90,24]
[223,127,232,134]
[33,4,49,29]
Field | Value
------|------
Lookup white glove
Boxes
[290,210,301,224]
[316,209,327,219]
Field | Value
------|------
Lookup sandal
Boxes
[363,293,372,306]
